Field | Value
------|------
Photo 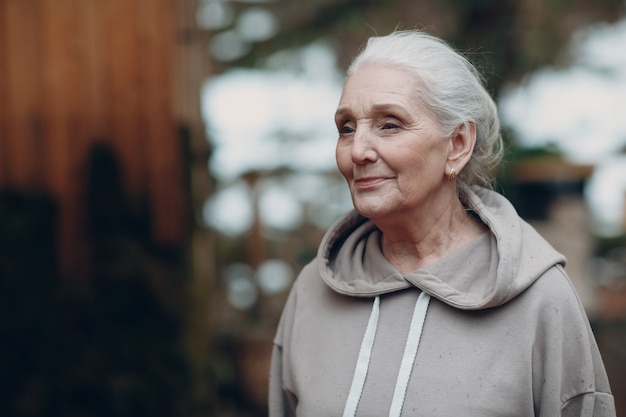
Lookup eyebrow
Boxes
[334,106,350,119]
[335,103,409,120]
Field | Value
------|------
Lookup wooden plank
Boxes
[4,0,43,188]
[139,0,184,244]
[41,0,71,196]
[0,1,9,186]
[66,0,104,169]
[102,0,144,195]
[82,0,108,143]
[65,0,99,277]
[40,0,80,277]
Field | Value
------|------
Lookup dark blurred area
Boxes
[0,144,191,416]
[1,1,626,416]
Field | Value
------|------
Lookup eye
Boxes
[382,122,400,130]
[338,121,355,136]
[380,118,402,131]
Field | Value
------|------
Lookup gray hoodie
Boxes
[269,187,615,416]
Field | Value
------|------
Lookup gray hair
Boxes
[347,30,503,192]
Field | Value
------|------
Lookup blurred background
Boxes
[1,0,626,416]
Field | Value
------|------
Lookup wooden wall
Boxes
[0,0,193,277]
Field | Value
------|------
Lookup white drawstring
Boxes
[342,292,431,417]
[388,291,431,417]
[342,296,380,417]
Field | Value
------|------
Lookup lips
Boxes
[354,176,390,189]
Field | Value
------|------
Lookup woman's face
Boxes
[335,64,451,222]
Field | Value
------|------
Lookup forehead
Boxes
[336,65,422,116]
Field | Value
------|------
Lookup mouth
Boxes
[353,176,389,190]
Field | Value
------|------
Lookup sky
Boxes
[203,18,626,238]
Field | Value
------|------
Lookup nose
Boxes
[351,128,377,165]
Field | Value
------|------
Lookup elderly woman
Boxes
[268,30,615,417]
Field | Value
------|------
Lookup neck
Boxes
[378,198,486,274]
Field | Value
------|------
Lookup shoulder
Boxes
[291,259,325,294]
[520,265,588,323]
[276,258,328,331]
[520,265,601,368]
[527,265,582,306]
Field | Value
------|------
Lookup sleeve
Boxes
[559,322,615,417]
[268,343,297,417]
[268,280,299,417]
[533,266,616,417]
[561,392,616,417]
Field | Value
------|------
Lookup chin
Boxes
[352,201,393,220]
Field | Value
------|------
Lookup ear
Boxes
[446,122,476,174]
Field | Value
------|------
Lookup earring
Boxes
[448,168,457,182]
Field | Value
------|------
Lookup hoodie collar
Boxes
[318,187,566,310]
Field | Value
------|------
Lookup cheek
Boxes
[335,143,352,179]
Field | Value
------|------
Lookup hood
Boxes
[318,187,566,310]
